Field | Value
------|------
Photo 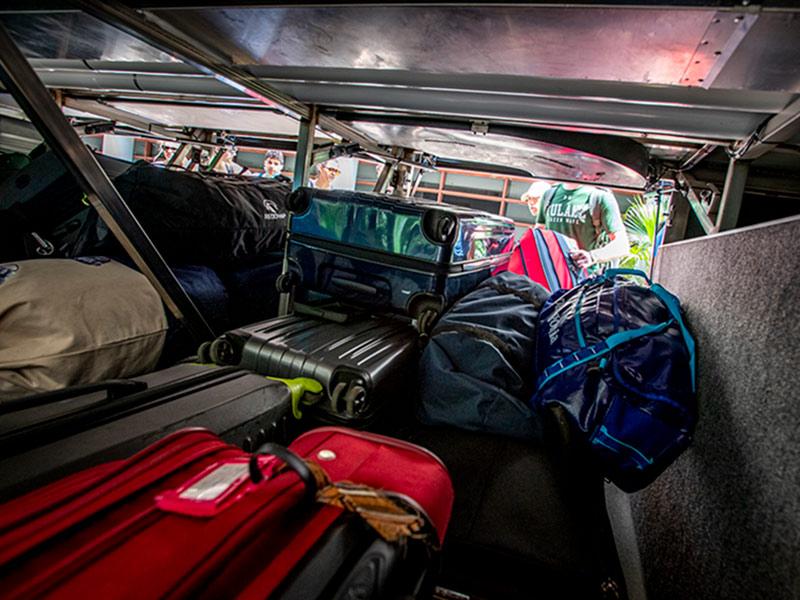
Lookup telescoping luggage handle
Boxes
[249,443,318,504]
[0,380,148,415]
[536,269,696,393]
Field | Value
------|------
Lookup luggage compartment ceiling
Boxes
[2,3,799,187]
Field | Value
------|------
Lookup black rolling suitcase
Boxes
[204,312,419,428]
[0,363,292,501]
[286,188,515,331]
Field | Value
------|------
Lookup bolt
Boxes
[701,40,709,45]
[714,50,722,56]
[698,78,705,83]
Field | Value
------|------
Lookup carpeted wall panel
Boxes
[630,216,800,599]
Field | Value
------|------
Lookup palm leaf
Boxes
[624,196,658,243]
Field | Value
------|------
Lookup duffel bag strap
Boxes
[536,320,673,393]
[600,268,696,391]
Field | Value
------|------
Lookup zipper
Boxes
[591,425,653,470]
[294,426,451,472]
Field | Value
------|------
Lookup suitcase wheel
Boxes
[209,336,238,365]
[417,308,440,337]
[196,341,212,364]
[409,295,443,336]
[330,381,348,414]
[275,271,298,294]
[343,384,367,417]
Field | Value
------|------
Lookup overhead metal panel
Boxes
[711,12,800,92]
[344,120,648,189]
[30,65,781,142]
[1,12,176,62]
[106,101,302,137]
[150,5,716,86]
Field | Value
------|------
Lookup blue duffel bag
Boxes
[532,268,696,491]
[418,272,550,440]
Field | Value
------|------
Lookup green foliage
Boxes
[619,194,668,271]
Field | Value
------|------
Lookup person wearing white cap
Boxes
[521,180,552,220]
[152,141,180,166]
[309,158,342,190]
[213,145,245,175]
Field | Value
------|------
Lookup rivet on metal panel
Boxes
[317,450,337,461]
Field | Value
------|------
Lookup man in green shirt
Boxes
[535,182,630,270]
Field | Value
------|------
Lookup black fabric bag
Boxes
[418,272,550,440]
[0,150,116,262]
[109,162,290,267]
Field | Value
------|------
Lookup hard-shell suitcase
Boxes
[0,427,454,600]
[0,363,292,501]
[206,313,419,427]
[286,188,515,329]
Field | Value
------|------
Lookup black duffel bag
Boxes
[108,162,290,267]
[0,149,123,262]
[418,271,550,440]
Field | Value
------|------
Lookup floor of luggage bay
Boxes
[282,399,626,600]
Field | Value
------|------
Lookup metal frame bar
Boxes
[166,142,189,167]
[62,97,180,141]
[373,162,394,194]
[676,172,717,235]
[278,106,318,316]
[0,23,215,342]
[74,0,383,154]
[679,143,719,171]
[716,158,750,231]
[664,187,692,243]
[409,167,425,197]
[735,96,800,160]
[204,147,225,172]
[292,107,318,191]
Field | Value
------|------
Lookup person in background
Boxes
[521,180,553,221]
[261,150,290,182]
[309,159,342,190]
[152,141,179,166]
[536,181,629,271]
[213,145,245,175]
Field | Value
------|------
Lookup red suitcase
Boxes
[0,427,453,599]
